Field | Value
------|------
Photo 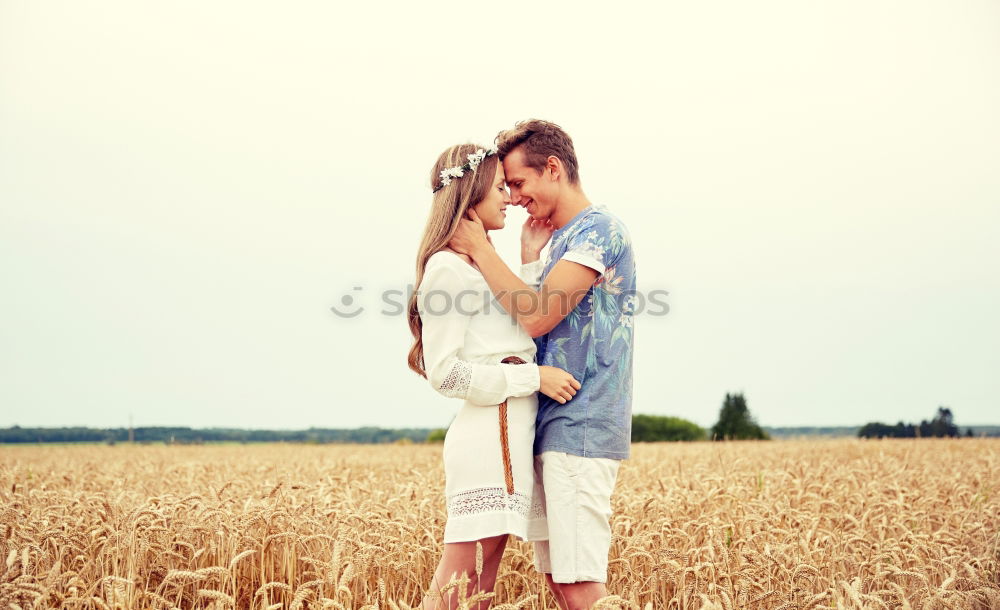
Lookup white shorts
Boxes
[532,451,621,584]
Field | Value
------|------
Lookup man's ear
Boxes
[546,155,562,182]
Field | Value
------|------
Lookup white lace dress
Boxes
[419,250,548,543]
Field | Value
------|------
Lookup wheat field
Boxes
[1,439,997,609]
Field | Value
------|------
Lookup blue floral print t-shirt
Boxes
[520,204,636,460]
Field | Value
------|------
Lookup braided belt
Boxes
[498,356,528,495]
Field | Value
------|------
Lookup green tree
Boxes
[426,428,447,443]
[631,414,706,442]
[710,392,769,441]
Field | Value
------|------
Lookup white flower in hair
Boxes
[433,145,498,192]
[467,149,487,171]
[440,167,461,186]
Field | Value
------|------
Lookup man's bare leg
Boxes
[559,581,607,610]
[543,573,569,610]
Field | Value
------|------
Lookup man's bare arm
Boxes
[450,211,598,338]
[471,247,598,338]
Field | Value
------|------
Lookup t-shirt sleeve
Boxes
[560,215,616,274]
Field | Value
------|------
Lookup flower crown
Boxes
[432,145,498,193]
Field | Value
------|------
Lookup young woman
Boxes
[407,143,581,609]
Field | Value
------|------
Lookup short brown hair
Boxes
[495,119,580,184]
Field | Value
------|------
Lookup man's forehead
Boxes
[502,149,529,176]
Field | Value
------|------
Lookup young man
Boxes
[447,120,636,610]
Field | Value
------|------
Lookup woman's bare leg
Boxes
[422,534,508,610]
[473,535,509,609]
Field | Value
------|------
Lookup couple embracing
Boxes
[406,120,636,610]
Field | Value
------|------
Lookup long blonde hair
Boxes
[407,144,499,378]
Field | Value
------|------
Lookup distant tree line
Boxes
[762,427,860,438]
[4,404,990,444]
[858,407,976,439]
[2,416,711,445]
[0,426,433,445]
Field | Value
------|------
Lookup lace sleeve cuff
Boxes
[437,360,472,398]
[435,360,539,405]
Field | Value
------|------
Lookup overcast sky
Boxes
[1,1,998,431]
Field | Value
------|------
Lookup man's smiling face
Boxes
[502,146,557,220]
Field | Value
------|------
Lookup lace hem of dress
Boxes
[447,486,546,520]
[438,360,472,398]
